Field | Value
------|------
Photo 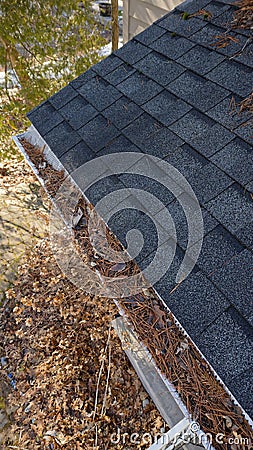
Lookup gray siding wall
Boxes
[123,0,183,42]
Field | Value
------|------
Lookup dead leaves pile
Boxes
[20,138,66,197]
[0,240,166,450]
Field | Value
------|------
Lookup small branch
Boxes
[4,50,12,101]
[229,36,252,59]
[7,447,30,450]
[111,0,119,51]
[15,26,42,64]
[93,326,111,420]
[94,424,98,449]
[1,218,41,238]
[100,341,111,417]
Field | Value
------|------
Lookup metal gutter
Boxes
[112,304,212,450]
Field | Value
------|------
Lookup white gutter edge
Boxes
[113,300,215,450]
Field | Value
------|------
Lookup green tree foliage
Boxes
[0,0,105,156]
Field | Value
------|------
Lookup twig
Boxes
[1,218,41,238]
[93,326,111,420]
[94,424,98,449]
[100,340,111,417]
[4,50,12,101]
[229,36,252,59]
[7,446,30,450]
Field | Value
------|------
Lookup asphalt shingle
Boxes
[154,197,218,250]
[234,122,253,145]
[59,141,96,173]
[70,69,97,89]
[48,84,78,109]
[246,181,253,193]
[150,32,195,59]
[211,138,253,186]
[169,109,233,156]
[26,0,253,419]
[152,244,199,302]
[176,45,225,75]
[119,172,177,211]
[191,122,234,157]
[104,63,136,85]
[107,207,146,249]
[59,95,97,130]
[117,72,163,105]
[122,113,162,145]
[43,122,81,157]
[236,221,253,249]
[77,76,122,110]
[209,250,253,326]
[96,135,140,157]
[140,127,184,158]
[85,174,125,208]
[188,162,234,203]
[194,0,230,18]
[229,369,253,418]
[158,11,206,36]
[207,95,252,130]
[102,96,142,129]
[164,143,207,177]
[217,33,249,58]
[78,115,120,152]
[114,39,152,64]
[195,308,253,383]
[190,23,226,48]
[205,184,253,234]
[92,54,122,76]
[134,51,185,86]
[196,224,243,275]
[213,6,238,28]
[167,272,230,338]
[167,70,229,112]
[127,214,159,263]
[206,60,253,97]
[214,0,239,5]
[175,0,211,14]
[143,90,192,126]
[234,41,253,68]
[27,102,63,135]
[134,24,166,45]
[169,109,214,141]
[122,113,183,157]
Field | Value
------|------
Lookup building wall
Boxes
[123,0,183,42]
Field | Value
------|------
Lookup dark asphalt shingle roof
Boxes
[27,0,253,419]
[135,51,185,85]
